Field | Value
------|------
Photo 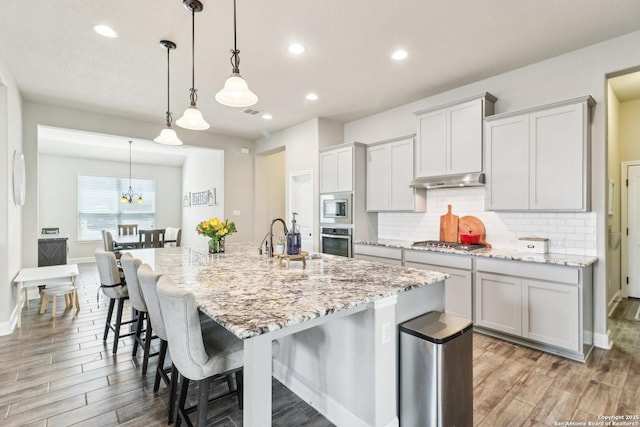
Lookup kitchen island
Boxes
[130,244,448,427]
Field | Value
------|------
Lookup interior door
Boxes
[628,164,640,297]
[289,171,314,252]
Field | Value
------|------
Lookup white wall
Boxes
[181,147,225,252]
[21,101,254,269]
[0,49,23,334]
[344,30,640,347]
[38,154,182,260]
[253,150,286,248]
[254,118,321,250]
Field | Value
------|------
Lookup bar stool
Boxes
[157,276,279,426]
[95,248,136,354]
[39,283,79,319]
[120,253,157,375]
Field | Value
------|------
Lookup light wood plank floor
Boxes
[1,263,639,426]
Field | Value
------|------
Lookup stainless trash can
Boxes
[399,311,473,427]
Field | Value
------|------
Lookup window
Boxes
[78,175,156,241]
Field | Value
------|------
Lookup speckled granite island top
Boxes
[355,239,597,267]
[131,244,447,339]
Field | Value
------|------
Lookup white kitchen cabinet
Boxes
[474,257,591,360]
[475,272,522,336]
[485,96,595,211]
[404,250,472,321]
[320,145,353,193]
[366,136,425,212]
[414,93,496,178]
[353,243,402,266]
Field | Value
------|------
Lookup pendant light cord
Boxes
[166,47,172,126]
[230,0,240,73]
[128,141,132,189]
[189,6,197,106]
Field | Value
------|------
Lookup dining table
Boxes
[113,233,177,249]
[131,243,447,427]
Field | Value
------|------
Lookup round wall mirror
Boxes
[13,150,25,207]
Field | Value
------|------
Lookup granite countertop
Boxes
[130,244,448,339]
[354,239,598,267]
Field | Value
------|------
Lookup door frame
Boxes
[620,160,640,298]
[287,170,315,251]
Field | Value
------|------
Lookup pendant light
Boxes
[215,0,258,108]
[176,0,210,130]
[120,141,144,204]
[154,40,183,145]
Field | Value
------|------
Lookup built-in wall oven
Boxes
[320,192,352,225]
[320,227,352,257]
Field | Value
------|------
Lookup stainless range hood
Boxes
[410,172,485,189]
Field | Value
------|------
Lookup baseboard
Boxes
[68,257,95,264]
[272,359,370,427]
[594,330,612,349]
[0,306,18,336]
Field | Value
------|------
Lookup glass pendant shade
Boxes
[215,73,258,107]
[154,127,183,145]
[176,107,210,130]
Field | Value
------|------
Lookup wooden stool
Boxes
[40,284,79,319]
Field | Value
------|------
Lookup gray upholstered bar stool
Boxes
[156,275,279,427]
[95,248,136,354]
[120,253,157,375]
[137,263,177,424]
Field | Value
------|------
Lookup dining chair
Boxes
[41,227,60,234]
[157,275,279,426]
[137,264,177,424]
[118,224,138,235]
[102,229,123,258]
[95,248,136,354]
[120,253,157,375]
[139,229,165,248]
[164,227,181,247]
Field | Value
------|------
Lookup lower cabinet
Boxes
[353,243,403,266]
[475,258,588,357]
[405,250,472,321]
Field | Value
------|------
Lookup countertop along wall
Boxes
[344,30,640,349]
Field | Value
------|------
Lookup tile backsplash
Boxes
[377,187,597,256]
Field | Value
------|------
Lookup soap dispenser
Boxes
[286,212,302,255]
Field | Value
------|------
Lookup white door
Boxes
[628,164,640,297]
[289,171,314,252]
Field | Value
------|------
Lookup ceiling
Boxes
[1,1,640,142]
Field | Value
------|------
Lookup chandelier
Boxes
[120,141,144,204]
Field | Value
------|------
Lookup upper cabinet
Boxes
[414,93,497,178]
[366,136,426,212]
[320,145,354,193]
[485,96,595,211]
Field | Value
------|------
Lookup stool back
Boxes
[94,248,127,299]
[120,253,146,312]
[137,264,167,341]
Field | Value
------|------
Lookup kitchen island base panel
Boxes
[272,284,444,427]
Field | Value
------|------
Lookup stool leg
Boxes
[51,294,58,319]
[142,316,153,376]
[154,340,167,394]
[168,363,178,425]
[103,298,115,341]
[236,369,243,410]
[40,293,49,315]
[176,374,189,427]
[197,377,210,427]
[112,298,126,354]
[132,310,143,357]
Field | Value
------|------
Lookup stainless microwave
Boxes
[320,192,352,224]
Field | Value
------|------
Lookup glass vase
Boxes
[208,237,225,254]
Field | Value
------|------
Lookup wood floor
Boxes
[1,263,639,426]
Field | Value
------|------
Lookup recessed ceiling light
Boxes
[288,43,305,55]
[262,113,273,120]
[391,49,408,61]
[305,93,318,101]
[94,25,118,38]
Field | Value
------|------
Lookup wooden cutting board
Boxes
[439,204,459,242]
[458,215,491,247]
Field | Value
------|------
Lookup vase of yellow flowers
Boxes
[196,217,237,254]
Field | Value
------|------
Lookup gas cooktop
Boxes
[412,240,486,251]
